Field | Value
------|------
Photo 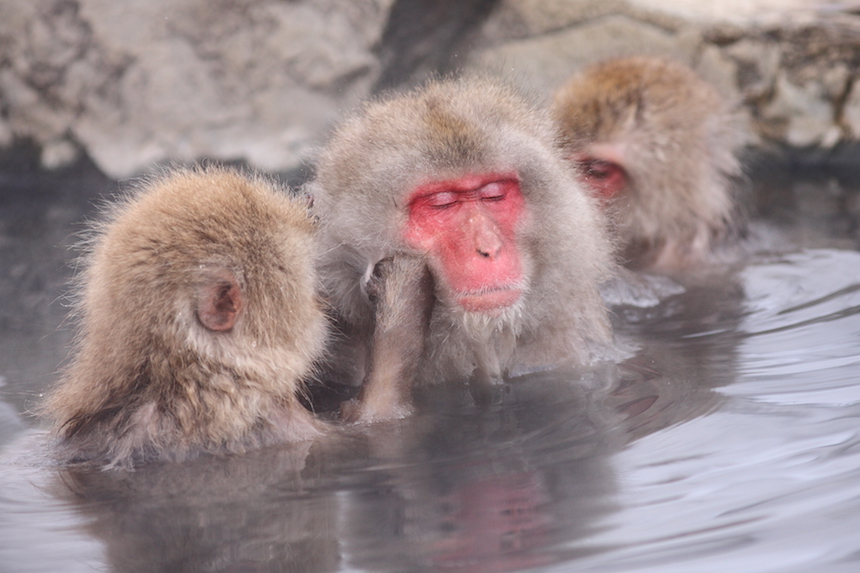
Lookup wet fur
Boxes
[42,167,328,469]
[341,255,435,421]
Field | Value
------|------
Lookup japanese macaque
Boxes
[42,167,328,469]
[551,56,745,272]
[309,77,615,422]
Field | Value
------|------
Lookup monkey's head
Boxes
[311,78,610,336]
[80,167,327,394]
[44,167,329,465]
[551,56,743,265]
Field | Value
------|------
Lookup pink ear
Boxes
[196,269,243,332]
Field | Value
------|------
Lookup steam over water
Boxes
[2,158,860,572]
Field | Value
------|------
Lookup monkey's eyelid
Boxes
[479,189,506,201]
[480,193,506,201]
[417,191,459,208]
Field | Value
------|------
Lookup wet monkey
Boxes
[552,56,745,272]
[42,167,328,469]
[310,77,615,422]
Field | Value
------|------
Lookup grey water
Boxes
[2,155,860,573]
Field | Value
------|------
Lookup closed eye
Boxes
[479,181,509,202]
[481,193,506,202]
[584,160,615,179]
[423,191,459,209]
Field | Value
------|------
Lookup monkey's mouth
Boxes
[457,286,522,314]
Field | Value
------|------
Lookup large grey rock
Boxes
[467,1,749,131]
[0,0,393,177]
[470,0,860,152]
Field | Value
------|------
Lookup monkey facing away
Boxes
[551,56,746,272]
[42,167,328,469]
[309,77,616,422]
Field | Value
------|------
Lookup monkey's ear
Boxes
[196,269,244,332]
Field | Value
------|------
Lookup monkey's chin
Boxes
[457,288,522,316]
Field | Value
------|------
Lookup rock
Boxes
[723,39,781,102]
[760,72,840,148]
[843,79,860,140]
[0,0,393,177]
[468,14,699,92]
[479,0,655,41]
[626,0,820,26]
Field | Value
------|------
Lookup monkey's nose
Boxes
[470,215,503,259]
[476,240,502,258]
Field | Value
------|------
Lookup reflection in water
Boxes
[3,159,860,572]
[57,443,340,573]
[338,372,621,572]
[556,249,860,573]
[47,371,622,573]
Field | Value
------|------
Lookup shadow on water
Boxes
[2,149,860,572]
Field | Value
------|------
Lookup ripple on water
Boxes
[554,248,860,572]
[733,249,860,406]
[3,242,860,573]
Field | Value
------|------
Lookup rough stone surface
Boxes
[2,0,860,177]
[0,0,392,177]
[468,15,701,93]
[760,72,839,148]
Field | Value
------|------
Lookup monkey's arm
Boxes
[342,254,434,423]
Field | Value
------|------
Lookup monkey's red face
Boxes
[404,173,525,314]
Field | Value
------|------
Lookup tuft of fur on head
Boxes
[42,165,328,469]
[308,75,616,385]
[552,56,747,270]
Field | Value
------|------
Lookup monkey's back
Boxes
[44,167,327,468]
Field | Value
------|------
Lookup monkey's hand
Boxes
[362,258,387,307]
[345,254,434,423]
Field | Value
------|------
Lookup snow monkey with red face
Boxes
[552,56,745,272]
[310,77,616,422]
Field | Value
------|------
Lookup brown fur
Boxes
[308,77,615,416]
[552,56,745,272]
[42,166,328,469]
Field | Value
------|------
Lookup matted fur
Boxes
[42,166,328,469]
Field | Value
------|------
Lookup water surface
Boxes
[2,159,860,572]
